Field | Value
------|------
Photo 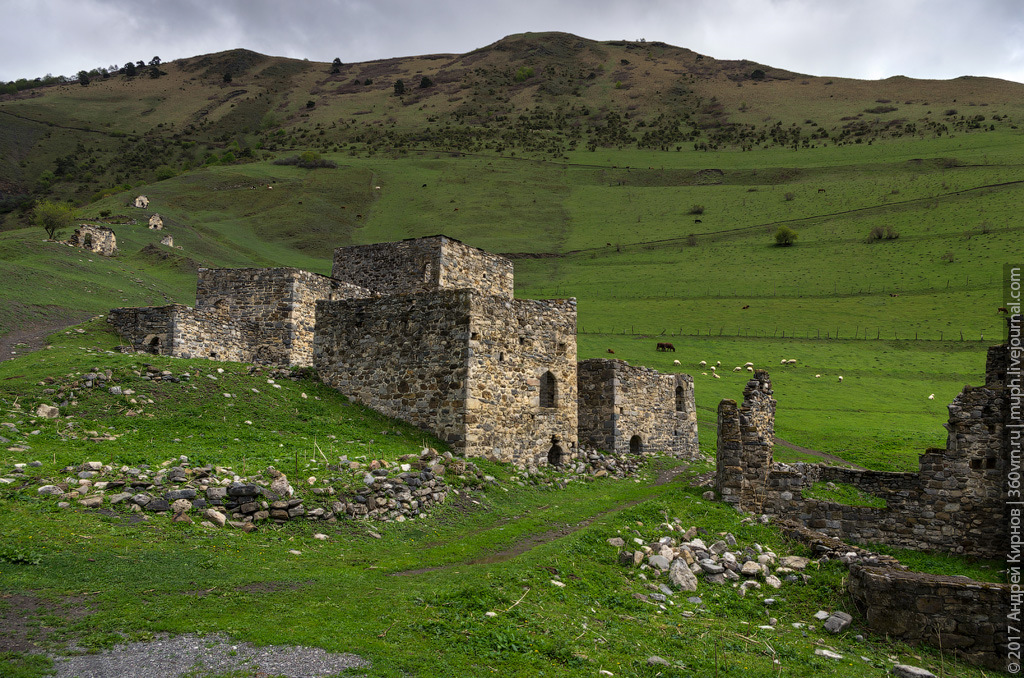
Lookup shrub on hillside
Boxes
[774,226,798,247]
[867,225,899,242]
[688,204,705,215]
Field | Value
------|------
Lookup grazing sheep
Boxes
[698,360,707,367]
[673,359,681,366]
[744,362,754,367]
[716,361,721,367]
[713,373,721,379]
[787,359,797,365]
[701,372,708,376]
[746,366,754,372]
[815,374,821,378]
[710,366,716,372]
[780,359,787,365]
[928,394,935,400]
[838,376,844,382]
[733,366,741,372]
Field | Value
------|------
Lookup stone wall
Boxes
[849,564,1010,671]
[314,290,473,447]
[331,235,514,298]
[68,224,117,256]
[196,268,372,366]
[715,370,775,509]
[107,304,253,362]
[314,290,579,465]
[466,296,578,465]
[577,359,698,457]
[715,346,1011,559]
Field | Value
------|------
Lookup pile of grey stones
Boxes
[610,522,814,597]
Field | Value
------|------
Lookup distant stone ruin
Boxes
[68,224,117,257]
[160,235,174,247]
[109,235,698,466]
[134,195,149,208]
[148,214,163,230]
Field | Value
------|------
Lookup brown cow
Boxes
[656,342,676,352]
[998,307,1010,314]
[607,348,615,354]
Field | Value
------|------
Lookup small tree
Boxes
[751,69,766,81]
[223,72,232,83]
[419,75,433,88]
[688,204,705,215]
[77,70,90,86]
[774,226,798,246]
[34,200,76,240]
[331,57,342,74]
[124,61,137,77]
[393,79,405,96]
[149,56,161,67]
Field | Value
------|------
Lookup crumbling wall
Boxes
[466,296,578,465]
[196,268,371,366]
[849,565,1010,671]
[68,224,117,256]
[108,305,183,355]
[715,346,1010,559]
[331,235,514,298]
[715,370,775,509]
[577,359,698,457]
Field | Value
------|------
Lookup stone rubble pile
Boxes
[612,521,814,598]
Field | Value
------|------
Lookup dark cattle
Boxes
[998,307,1010,314]
[694,219,702,223]
[741,305,750,310]
[656,342,676,352]
[607,348,615,354]
[818,188,827,193]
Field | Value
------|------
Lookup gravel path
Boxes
[50,633,368,678]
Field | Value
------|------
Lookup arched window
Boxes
[548,444,563,467]
[83,233,93,248]
[675,385,686,413]
[629,435,643,455]
[539,370,557,408]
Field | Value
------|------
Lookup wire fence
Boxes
[577,325,999,342]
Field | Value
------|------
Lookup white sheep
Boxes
[787,359,797,365]
[701,372,707,376]
[713,372,721,379]
[928,393,935,400]
[746,366,754,372]
[838,375,844,382]
[780,358,786,365]
[716,361,721,367]
[698,360,707,367]
[815,374,821,378]
[673,359,681,366]
[710,365,716,372]
[733,366,742,372]
[744,361,754,367]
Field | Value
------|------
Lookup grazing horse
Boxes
[656,342,676,352]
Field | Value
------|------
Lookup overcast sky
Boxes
[4,0,1024,84]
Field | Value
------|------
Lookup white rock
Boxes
[814,649,843,660]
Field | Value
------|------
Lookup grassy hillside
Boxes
[0,323,1003,678]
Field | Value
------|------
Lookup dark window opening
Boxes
[675,385,686,412]
[499,352,505,362]
[629,435,643,455]
[471,332,480,340]
[539,370,557,408]
[548,444,563,467]
[83,234,93,248]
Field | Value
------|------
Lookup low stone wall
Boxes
[108,305,183,354]
[108,304,254,362]
[848,564,1010,671]
[577,359,698,458]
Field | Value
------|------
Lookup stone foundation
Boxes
[68,224,117,256]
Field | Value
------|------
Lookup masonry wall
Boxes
[715,346,1011,559]
[577,359,698,457]
[465,296,578,465]
[314,290,472,447]
[107,304,253,362]
[331,235,514,298]
[715,370,775,509]
[848,565,1010,671]
[196,267,371,366]
[69,224,117,256]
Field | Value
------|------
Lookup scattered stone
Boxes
[824,611,853,634]
[780,555,810,570]
[607,537,625,547]
[35,404,59,419]
[891,665,937,678]
[815,649,843,660]
[551,580,566,588]
[646,656,670,667]
[668,560,698,592]
[814,610,831,621]
[38,485,63,496]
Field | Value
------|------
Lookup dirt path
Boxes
[391,464,690,576]
[0,310,93,362]
[773,437,866,470]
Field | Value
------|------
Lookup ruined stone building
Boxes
[109,235,699,466]
[715,344,1011,560]
[68,224,118,257]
